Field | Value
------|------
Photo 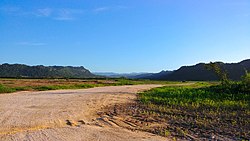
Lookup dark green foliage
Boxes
[241,72,250,92]
[144,59,250,81]
[205,62,229,86]
[0,63,96,78]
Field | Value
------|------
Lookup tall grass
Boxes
[138,83,250,140]
[0,84,31,93]
[33,84,97,91]
[0,84,16,93]
[140,86,250,109]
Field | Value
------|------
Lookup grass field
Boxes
[0,78,177,93]
[138,82,250,140]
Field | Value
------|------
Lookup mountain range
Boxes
[138,59,250,81]
[1,59,249,80]
[0,63,96,78]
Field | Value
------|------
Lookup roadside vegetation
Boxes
[101,65,249,140]
[103,79,249,140]
[136,71,250,140]
[0,78,176,93]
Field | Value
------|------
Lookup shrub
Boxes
[205,62,230,86]
[241,72,250,92]
[0,84,16,93]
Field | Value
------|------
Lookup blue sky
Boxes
[0,0,249,73]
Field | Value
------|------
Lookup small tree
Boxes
[205,62,229,86]
[241,71,250,92]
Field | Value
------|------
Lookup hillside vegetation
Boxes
[0,63,96,78]
[141,59,250,81]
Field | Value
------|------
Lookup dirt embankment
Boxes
[0,85,168,141]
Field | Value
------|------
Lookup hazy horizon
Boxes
[1,0,249,73]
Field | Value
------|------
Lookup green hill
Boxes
[0,63,96,78]
[141,59,250,81]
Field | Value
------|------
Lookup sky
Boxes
[0,0,250,73]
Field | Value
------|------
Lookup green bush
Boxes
[241,72,250,92]
[0,84,16,93]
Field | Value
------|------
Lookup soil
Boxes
[0,85,168,141]
[0,79,115,88]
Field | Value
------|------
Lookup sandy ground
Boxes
[0,85,168,141]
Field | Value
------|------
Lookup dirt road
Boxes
[0,85,168,141]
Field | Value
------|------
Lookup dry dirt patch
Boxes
[0,85,167,141]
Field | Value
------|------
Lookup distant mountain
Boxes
[93,72,119,77]
[130,73,155,79]
[93,72,151,79]
[0,63,97,78]
[135,71,172,80]
[3,59,249,80]
[141,59,250,81]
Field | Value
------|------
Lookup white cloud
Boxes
[1,5,127,20]
[93,5,129,13]
[55,9,73,20]
[54,16,74,21]
[1,5,84,21]
[36,8,52,17]
[17,42,46,46]
[54,8,83,21]
[114,5,129,10]
[93,7,110,12]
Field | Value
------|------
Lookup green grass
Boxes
[33,84,97,91]
[36,79,182,90]
[138,82,250,140]
[32,79,178,91]
[113,79,181,85]
[140,86,249,109]
[0,84,31,93]
[0,78,180,93]
[0,84,16,93]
